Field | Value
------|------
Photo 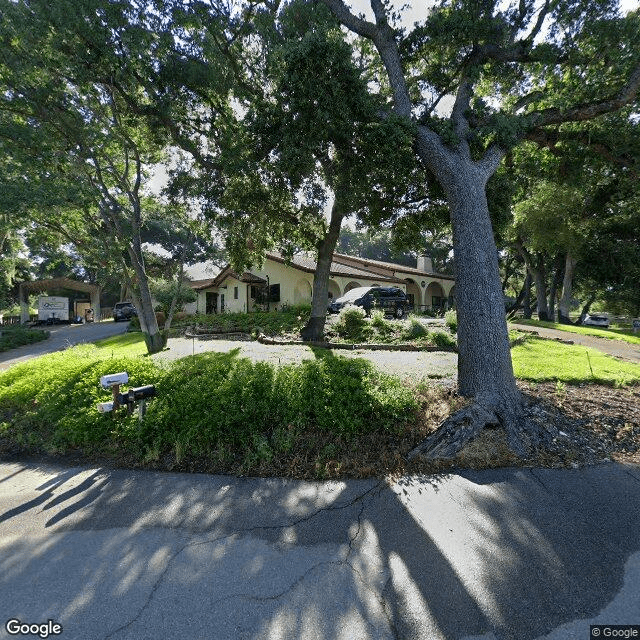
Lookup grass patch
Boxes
[512,319,640,345]
[93,332,149,357]
[0,326,49,352]
[511,336,640,385]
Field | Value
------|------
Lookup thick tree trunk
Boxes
[532,257,549,321]
[515,241,549,321]
[165,257,185,332]
[506,272,530,315]
[407,153,559,461]
[127,246,164,354]
[443,167,519,403]
[300,200,344,342]
[558,252,576,324]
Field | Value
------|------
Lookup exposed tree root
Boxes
[408,392,559,461]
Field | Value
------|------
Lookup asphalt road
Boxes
[0,321,130,370]
[0,461,638,640]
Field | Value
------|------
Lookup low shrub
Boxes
[0,326,49,352]
[445,309,457,333]
[370,310,396,336]
[334,305,368,340]
[401,318,429,341]
[187,306,311,336]
[430,330,457,348]
[0,345,164,450]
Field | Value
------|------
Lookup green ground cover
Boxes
[0,326,49,353]
[512,319,640,345]
[0,343,418,472]
[155,305,312,337]
[2,330,638,476]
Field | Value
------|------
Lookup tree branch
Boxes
[319,0,378,40]
[529,64,640,128]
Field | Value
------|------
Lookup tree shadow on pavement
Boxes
[1,462,639,640]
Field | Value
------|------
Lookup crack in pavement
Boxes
[102,481,383,640]
[624,468,640,485]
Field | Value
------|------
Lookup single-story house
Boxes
[186,252,455,314]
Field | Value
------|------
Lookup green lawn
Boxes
[511,319,640,345]
[511,336,640,385]
[93,332,149,357]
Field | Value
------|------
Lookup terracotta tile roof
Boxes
[332,253,455,281]
[189,278,218,291]
[265,251,405,283]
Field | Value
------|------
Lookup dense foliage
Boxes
[0,344,417,466]
[0,326,49,352]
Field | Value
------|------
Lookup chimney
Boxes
[417,254,433,273]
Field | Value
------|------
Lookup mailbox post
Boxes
[97,372,155,419]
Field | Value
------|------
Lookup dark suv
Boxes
[328,286,409,318]
[113,301,137,322]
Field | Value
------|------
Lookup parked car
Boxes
[328,286,409,319]
[582,314,610,328]
[113,302,138,322]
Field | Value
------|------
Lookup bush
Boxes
[140,353,417,458]
[430,330,457,349]
[0,345,163,450]
[334,305,368,340]
[370,310,395,336]
[187,306,311,336]
[445,309,457,333]
[0,326,49,352]
[401,318,429,341]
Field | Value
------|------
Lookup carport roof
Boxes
[18,277,101,294]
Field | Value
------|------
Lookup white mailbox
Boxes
[97,401,114,413]
[100,372,129,389]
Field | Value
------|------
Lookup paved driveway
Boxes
[0,321,129,370]
[0,461,639,640]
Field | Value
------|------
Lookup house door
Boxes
[205,292,218,314]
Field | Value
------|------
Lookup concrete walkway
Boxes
[1,461,639,639]
[510,323,640,363]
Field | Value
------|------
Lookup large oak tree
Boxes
[318,0,640,456]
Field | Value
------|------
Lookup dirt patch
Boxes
[518,381,640,466]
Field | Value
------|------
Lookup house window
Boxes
[234,286,238,300]
[269,283,280,302]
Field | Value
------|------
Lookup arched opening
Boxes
[343,281,362,293]
[404,279,422,311]
[327,279,341,300]
[425,282,445,312]
[447,286,456,310]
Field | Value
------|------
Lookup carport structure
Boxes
[18,278,101,323]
